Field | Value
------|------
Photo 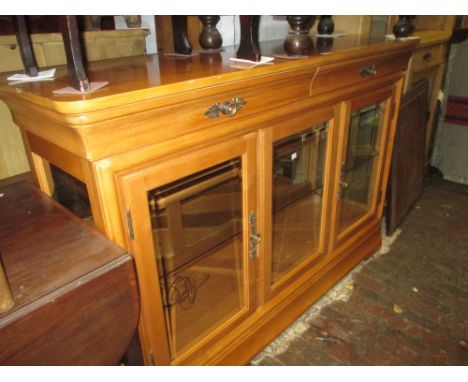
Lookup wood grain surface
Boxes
[0,180,139,365]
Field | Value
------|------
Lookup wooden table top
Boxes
[0,180,128,322]
[0,36,419,114]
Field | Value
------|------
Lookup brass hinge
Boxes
[125,208,134,241]
[338,162,349,202]
[248,211,261,259]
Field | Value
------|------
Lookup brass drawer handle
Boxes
[359,64,378,78]
[423,52,432,62]
[204,97,246,119]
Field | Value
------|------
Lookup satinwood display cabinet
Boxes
[0,35,417,365]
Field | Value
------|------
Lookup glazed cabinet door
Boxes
[119,134,257,365]
[331,87,396,249]
[258,107,338,300]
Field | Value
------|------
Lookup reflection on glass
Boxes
[338,102,385,233]
[271,123,328,284]
[148,158,244,358]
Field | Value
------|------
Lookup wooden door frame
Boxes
[329,85,396,251]
[257,105,338,303]
[117,133,257,365]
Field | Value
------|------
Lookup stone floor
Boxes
[251,177,468,366]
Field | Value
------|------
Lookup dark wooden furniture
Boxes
[0,180,139,365]
[386,80,429,235]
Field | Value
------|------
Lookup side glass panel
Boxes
[271,123,328,284]
[338,101,386,234]
[147,158,244,359]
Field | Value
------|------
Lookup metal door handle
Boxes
[359,64,378,78]
[423,52,432,61]
[205,97,246,119]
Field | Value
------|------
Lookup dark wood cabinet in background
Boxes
[386,80,429,235]
[0,180,139,365]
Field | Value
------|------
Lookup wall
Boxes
[432,38,468,185]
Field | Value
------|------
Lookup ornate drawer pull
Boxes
[359,64,378,78]
[423,52,432,61]
[204,97,246,119]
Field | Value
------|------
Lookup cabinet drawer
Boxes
[178,74,313,127]
[311,52,410,95]
[87,72,316,159]
[412,43,447,71]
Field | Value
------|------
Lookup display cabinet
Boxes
[0,35,417,365]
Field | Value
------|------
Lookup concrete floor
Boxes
[252,177,468,365]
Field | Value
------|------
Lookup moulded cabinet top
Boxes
[0,35,419,115]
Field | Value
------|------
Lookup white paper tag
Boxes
[7,68,56,83]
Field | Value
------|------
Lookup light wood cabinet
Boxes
[387,16,455,163]
[0,35,416,365]
[405,31,451,162]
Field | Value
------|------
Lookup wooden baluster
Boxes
[199,16,223,50]
[59,16,90,92]
[393,16,415,38]
[171,16,192,55]
[284,16,315,56]
[237,15,261,62]
[317,16,334,35]
[12,16,39,77]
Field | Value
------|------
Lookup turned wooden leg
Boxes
[284,16,315,56]
[199,16,223,50]
[237,16,261,62]
[59,15,90,92]
[171,16,192,55]
[12,16,39,77]
[393,16,415,38]
[317,16,334,35]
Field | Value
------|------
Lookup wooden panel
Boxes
[386,80,428,235]
[0,180,139,365]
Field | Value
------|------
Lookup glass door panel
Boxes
[338,101,386,234]
[271,123,329,284]
[147,158,244,358]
